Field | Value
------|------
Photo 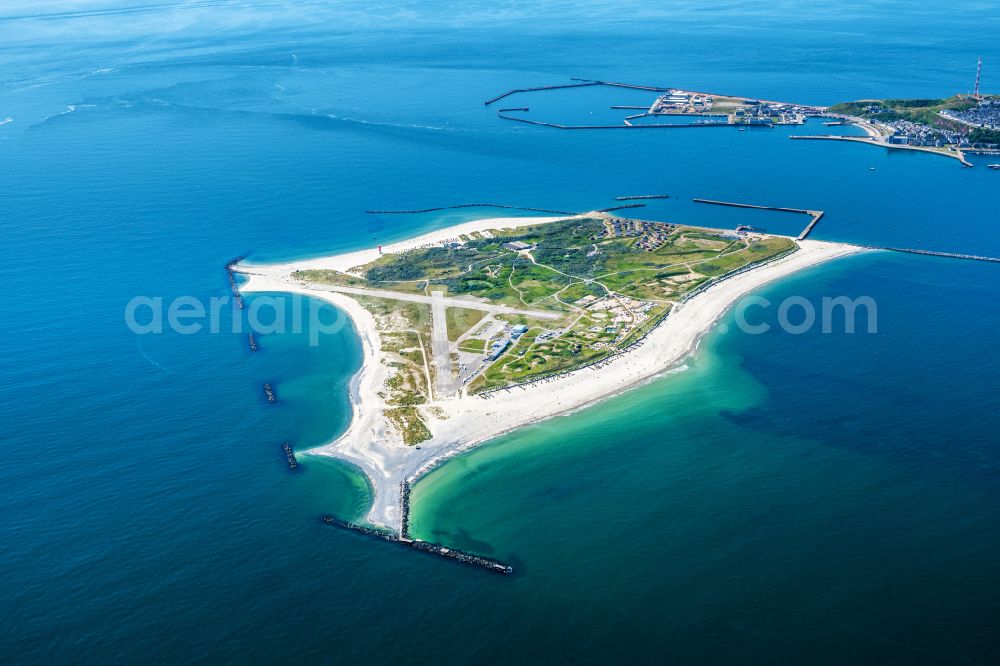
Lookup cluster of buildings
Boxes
[880,118,965,147]
[600,218,673,251]
[646,88,824,126]
[650,90,714,114]
[485,324,529,361]
[939,98,1000,131]
[588,296,657,341]
[733,99,815,125]
[533,330,558,344]
[720,225,765,241]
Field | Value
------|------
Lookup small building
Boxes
[502,240,532,252]
[511,324,529,338]
[487,339,511,361]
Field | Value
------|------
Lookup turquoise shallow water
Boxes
[2,2,1000,663]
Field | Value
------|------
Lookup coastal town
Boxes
[824,94,1000,152]
[940,96,1000,130]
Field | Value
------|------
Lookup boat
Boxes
[988,164,1000,170]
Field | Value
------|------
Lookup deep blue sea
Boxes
[2,2,999,663]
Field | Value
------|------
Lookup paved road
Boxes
[429,290,456,399]
[303,282,561,319]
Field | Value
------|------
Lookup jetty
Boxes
[497,112,739,130]
[225,256,245,309]
[864,246,1000,264]
[281,442,298,470]
[399,482,412,539]
[485,81,601,106]
[320,516,396,541]
[319,514,513,575]
[569,77,673,92]
[498,107,528,113]
[596,203,646,213]
[692,198,824,240]
[263,383,276,403]
[405,539,513,575]
[365,203,575,215]
[796,211,825,240]
[483,78,672,107]
[366,201,656,217]
[615,194,669,201]
[789,135,973,167]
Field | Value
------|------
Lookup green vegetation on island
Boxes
[294,215,796,415]
[828,95,1000,148]
[384,407,432,445]
[828,96,975,126]
[445,307,486,341]
[969,127,1000,144]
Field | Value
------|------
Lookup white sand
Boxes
[240,216,862,530]
[241,216,565,275]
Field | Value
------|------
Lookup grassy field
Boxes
[458,337,487,353]
[445,307,486,341]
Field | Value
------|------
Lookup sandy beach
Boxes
[240,216,862,530]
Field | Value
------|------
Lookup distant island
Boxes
[485,78,1000,166]
[238,212,859,532]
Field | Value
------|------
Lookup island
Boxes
[486,78,999,165]
[238,212,860,536]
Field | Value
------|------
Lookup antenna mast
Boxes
[974,56,982,99]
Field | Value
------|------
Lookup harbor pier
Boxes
[692,198,824,240]
[789,135,973,167]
